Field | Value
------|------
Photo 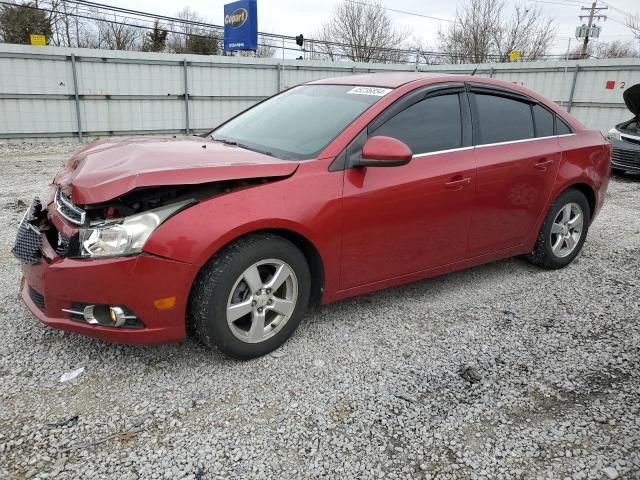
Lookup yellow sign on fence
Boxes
[29,34,46,46]
[509,50,522,62]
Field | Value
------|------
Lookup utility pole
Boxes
[578,1,607,59]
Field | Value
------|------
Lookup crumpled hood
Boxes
[54,136,300,204]
[623,83,640,118]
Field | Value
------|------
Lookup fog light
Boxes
[109,306,127,327]
[83,305,98,325]
[64,303,143,328]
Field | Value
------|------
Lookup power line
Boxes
[599,0,636,18]
[345,0,454,23]
[607,16,630,27]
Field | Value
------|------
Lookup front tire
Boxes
[189,233,311,359]
[526,188,591,269]
[611,168,626,176]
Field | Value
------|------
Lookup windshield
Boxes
[210,84,390,160]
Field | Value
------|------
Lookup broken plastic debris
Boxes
[47,415,79,428]
[59,367,85,382]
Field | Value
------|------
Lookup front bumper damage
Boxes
[13,198,199,344]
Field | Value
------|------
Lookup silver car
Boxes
[607,83,640,175]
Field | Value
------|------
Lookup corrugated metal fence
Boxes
[1,43,639,142]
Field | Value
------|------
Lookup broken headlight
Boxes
[79,200,192,258]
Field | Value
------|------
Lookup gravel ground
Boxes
[0,142,639,480]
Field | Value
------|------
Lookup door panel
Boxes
[340,150,476,289]
[468,138,560,256]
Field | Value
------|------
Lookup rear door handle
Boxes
[444,176,471,190]
[534,159,554,170]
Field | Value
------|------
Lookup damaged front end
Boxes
[12,198,48,265]
[607,83,640,174]
[13,177,281,265]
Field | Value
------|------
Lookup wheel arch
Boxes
[261,228,325,307]
[564,182,596,222]
[192,227,326,308]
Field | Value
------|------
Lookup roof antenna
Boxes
[470,63,481,76]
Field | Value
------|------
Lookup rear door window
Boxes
[532,104,555,138]
[472,93,535,145]
[371,94,463,155]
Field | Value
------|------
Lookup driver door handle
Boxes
[444,176,471,190]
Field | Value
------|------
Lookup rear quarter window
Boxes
[556,116,573,135]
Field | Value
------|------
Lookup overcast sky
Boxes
[106,0,639,56]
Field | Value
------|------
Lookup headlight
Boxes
[606,128,621,141]
[79,200,192,258]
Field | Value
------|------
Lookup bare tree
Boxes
[42,0,99,48]
[237,35,276,57]
[492,3,555,61]
[570,40,639,59]
[412,38,448,65]
[314,0,409,63]
[627,14,640,40]
[95,13,140,50]
[439,0,555,64]
[439,0,500,64]
[167,7,220,55]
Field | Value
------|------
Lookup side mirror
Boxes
[357,136,413,167]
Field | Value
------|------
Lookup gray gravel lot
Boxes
[0,143,639,480]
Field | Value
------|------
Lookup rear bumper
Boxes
[20,253,199,344]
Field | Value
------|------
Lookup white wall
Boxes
[0,43,638,142]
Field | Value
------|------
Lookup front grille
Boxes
[55,189,86,226]
[12,199,42,265]
[612,147,640,169]
[44,225,79,258]
[56,232,70,257]
[621,134,640,146]
[28,285,46,312]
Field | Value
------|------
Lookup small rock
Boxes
[458,364,482,384]
[313,359,325,368]
[601,467,618,480]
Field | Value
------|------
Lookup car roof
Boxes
[307,72,586,131]
[308,72,452,88]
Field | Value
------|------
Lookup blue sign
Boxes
[223,0,258,52]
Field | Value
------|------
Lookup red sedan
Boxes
[13,73,611,359]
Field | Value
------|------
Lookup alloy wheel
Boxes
[550,202,584,258]
[226,259,298,343]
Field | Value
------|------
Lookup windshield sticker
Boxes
[347,86,392,96]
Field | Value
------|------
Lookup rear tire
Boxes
[526,188,591,269]
[611,168,626,176]
[188,233,311,359]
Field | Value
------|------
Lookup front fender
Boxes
[143,162,344,299]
